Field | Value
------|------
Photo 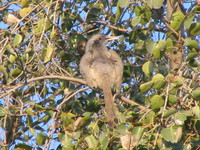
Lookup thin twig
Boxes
[89,21,132,32]
[119,95,149,110]
[0,1,19,11]
[107,24,132,32]
[161,83,169,121]
[163,21,184,41]
[0,37,9,63]
[153,125,161,148]
[11,2,44,34]
[44,112,57,150]
[138,108,152,122]
[57,86,89,110]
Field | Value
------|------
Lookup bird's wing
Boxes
[79,52,97,88]
[109,50,124,93]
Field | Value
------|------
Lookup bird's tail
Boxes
[103,83,117,127]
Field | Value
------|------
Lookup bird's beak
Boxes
[105,35,119,41]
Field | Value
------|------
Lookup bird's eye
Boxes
[98,37,101,40]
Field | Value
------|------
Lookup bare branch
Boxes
[0,1,19,11]
[0,75,86,98]
[163,21,184,41]
[119,95,149,110]
[89,21,132,33]
[57,86,89,110]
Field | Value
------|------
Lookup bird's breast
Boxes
[89,58,118,88]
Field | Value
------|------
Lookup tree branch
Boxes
[163,21,183,40]
[0,75,86,98]
[57,86,89,110]
[0,1,19,11]
[1,75,147,110]
[89,21,132,33]
[119,95,149,110]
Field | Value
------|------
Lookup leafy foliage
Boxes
[0,0,200,149]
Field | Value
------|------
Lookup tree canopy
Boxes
[0,0,200,149]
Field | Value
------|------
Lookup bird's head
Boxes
[86,34,118,52]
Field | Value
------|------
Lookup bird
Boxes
[79,34,124,127]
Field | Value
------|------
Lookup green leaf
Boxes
[152,73,166,89]
[34,104,45,111]
[65,112,77,118]
[0,107,9,116]
[185,38,199,51]
[145,38,154,53]
[61,113,74,131]
[169,76,184,87]
[170,11,185,31]
[116,111,126,123]
[13,34,22,47]
[174,112,187,125]
[41,111,53,123]
[15,143,32,150]
[145,0,164,9]
[115,6,122,23]
[135,6,151,25]
[142,61,154,77]
[186,52,198,61]
[189,59,198,67]
[36,133,47,145]
[120,127,144,149]
[85,135,98,148]
[189,22,200,36]
[184,14,195,29]
[129,31,135,43]
[135,6,143,16]
[10,68,22,77]
[99,133,109,150]
[44,44,54,63]
[20,0,30,7]
[131,16,141,27]
[150,95,164,110]
[166,38,174,52]
[6,44,11,51]
[9,54,16,63]
[142,111,155,124]
[152,40,165,59]
[192,106,200,119]
[116,124,127,135]
[161,126,182,143]
[0,65,8,79]
[29,127,36,136]
[58,133,73,148]
[74,116,91,130]
[168,94,177,105]
[169,87,178,95]
[93,3,104,10]
[163,108,177,118]
[19,7,32,17]
[62,20,73,32]
[35,19,44,34]
[132,127,144,143]
[25,107,34,116]
[191,87,200,100]
[88,122,99,135]
[117,0,130,8]
[135,40,145,51]
[27,115,33,127]
[140,81,153,93]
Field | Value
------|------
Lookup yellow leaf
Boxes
[19,7,32,17]
[44,44,54,63]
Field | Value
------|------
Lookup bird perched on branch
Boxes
[79,34,123,127]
